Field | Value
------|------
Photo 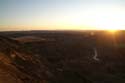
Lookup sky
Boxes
[0,0,125,31]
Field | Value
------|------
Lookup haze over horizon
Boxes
[1,0,125,31]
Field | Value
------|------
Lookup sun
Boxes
[108,30,117,33]
[107,29,118,34]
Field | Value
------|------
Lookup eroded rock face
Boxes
[0,36,47,83]
[0,35,93,83]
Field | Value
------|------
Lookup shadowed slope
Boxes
[0,35,46,83]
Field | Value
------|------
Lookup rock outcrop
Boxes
[0,36,46,83]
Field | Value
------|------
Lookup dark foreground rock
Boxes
[0,31,125,83]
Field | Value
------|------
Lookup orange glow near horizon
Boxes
[0,25,124,31]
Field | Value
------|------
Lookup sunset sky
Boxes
[0,0,125,31]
